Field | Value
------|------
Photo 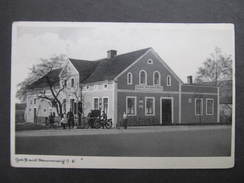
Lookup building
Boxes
[25,47,219,126]
[202,80,232,123]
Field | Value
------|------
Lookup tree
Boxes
[16,55,67,116]
[195,47,232,85]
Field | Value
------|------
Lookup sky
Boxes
[12,22,234,87]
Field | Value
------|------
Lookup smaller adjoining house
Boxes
[202,80,232,123]
[24,48,220,127]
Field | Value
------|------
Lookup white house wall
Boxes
[25,89,57,123]
[82,81,114,124]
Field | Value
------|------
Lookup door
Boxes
[161,98,172,125]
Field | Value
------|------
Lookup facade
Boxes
[25,48,219,126]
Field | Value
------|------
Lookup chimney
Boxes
[187,75,193,84]
[107,50,117,59]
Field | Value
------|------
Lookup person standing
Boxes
[60,113,67,129]
[123,112,128,129]
[67,110,74,129]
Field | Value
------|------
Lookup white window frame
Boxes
[147,59,153,64]
[93,97,99,110]
[34,98,37,105]
[206,98,214,115]
[127,72,133,85]
[153,71,161,86]
[126,96,137,116]
[145,97,155,116]
[139,70,147,85]
[167,75,171,86]
[195,98,203,116]
[71,78,75,87]
[102,97,109,114]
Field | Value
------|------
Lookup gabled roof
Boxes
[69,47,151,83]
[69,59,99,83]
[28,68,62,89]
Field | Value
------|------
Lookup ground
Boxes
[15,125,232,157]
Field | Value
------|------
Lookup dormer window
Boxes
[167,75,171,86]
[139,70,147,85]
[153,71,161,86]
[147,59,153,64]
[127,72,133,85]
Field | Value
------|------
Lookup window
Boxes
[195,98,203,116]
[153,71,161,85]
[74,102,77,114]
[30,100,32,105]
[64,80,67,87]
[94,98,99,110]
[167,75,171,86]
[63,99,66,113]
[126,96,137,116]
[71,78,74,87]
[145,97,155,116]
[70,99,74,112]
[103,98,108,114]
[43,109,46,112]
[104,84,108,88]
[206,99,214,115]
[147,59,153,64]
[34,98,36,104]
[127,72,133,85]
[139,70,147,85]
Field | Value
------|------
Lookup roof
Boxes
[69,59,99,83]
[69,47,151,83]
[28,68,62,89]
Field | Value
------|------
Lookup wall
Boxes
[82,81,114,124]
[181,93,218,123]
[117,91,179,126]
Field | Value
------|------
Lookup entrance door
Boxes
[161,98,172,125]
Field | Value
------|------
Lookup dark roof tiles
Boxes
[28,48,151,88]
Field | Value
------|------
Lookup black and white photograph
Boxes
[11,22,234,168]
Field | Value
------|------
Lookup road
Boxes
[15,125,232,157]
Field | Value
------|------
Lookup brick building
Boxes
[25,47,219,126]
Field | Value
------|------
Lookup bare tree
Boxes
[16,54,67,102]
[16,55,67,116]
[195,47,232,85]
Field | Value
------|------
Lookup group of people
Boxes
[87,110,107,128]
[60,110,75,129]
[48,110,128,129]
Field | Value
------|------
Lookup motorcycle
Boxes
[94,118,113,129]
